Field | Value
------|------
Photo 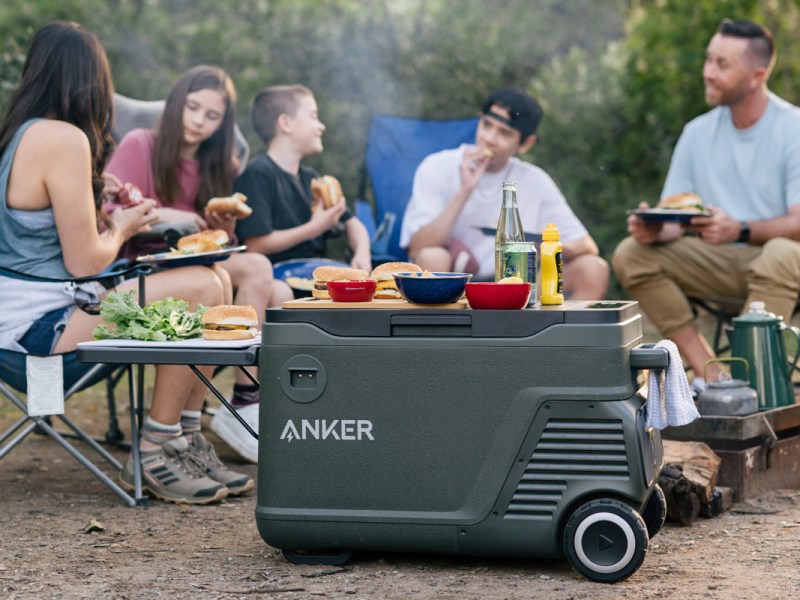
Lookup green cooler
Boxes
[256,301,667,582]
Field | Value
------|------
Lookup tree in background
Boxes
[3,0,800,284]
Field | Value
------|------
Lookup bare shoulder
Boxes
[23,119,90,155]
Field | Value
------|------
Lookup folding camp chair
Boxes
[0,263,151,506]
[354,114,479,264]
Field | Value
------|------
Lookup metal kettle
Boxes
[697,358,759,416]
[726,302,800,410]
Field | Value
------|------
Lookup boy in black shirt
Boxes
[234,84,371,272]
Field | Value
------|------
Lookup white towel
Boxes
[646,340,700,430]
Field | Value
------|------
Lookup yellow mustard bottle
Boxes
[540,223,564,305]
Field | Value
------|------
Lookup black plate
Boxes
[136,245,246,267]
[627,209,711,223]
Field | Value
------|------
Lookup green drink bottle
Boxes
[494,181,537,304]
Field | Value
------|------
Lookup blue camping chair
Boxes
[355,114,479,263]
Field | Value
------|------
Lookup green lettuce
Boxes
[93,291,207,341]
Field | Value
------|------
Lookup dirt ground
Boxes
[2,368,800,600]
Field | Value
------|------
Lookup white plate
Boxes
[78,335,260,349]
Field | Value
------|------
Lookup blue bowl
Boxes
[393,272,472,305]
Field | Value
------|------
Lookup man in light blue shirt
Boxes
[613,19,800,383]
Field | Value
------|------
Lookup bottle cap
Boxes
[502,181,517,192]
[542,222,560,241]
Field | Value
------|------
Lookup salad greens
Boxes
[93,291,207,342]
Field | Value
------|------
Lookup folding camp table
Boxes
[77,338,260,504]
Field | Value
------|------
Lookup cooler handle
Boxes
[630,344,669,370]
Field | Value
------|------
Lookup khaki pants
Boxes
[612,236,800,336]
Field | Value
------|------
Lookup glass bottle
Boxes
[494,181,537,303]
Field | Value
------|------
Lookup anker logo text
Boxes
[280,419,374,442]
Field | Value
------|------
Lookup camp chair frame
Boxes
[0,263,151,506]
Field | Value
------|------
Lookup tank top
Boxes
[0,119,78,353]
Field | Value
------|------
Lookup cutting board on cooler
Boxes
[281,297,468,309]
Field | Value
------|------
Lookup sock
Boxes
[180,410,202,439]
[140,416,181,452]
[231,383,259,408]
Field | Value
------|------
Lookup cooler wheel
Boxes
[641,484,667,539]
[281,549,353,566]
[563,499,648,583]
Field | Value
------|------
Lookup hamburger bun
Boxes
[310,175,344,212]
[206,192,253,219]
[370,262,422,299]
[311,265,371,300]
[201,305,258,340]
[177,229,229,254]
[658,192,704,212]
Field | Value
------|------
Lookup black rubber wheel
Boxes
[641,484,667,539]
[563,499,649,583]
[281,549,353,566]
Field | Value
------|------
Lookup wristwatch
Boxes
[736,221,750,243]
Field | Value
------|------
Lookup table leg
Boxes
[189,365,258,440]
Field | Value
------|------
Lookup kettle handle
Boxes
[704,356,749,381]
[781,324,800,377]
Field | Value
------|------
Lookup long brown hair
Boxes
[0,21,115,214]
[153,65,237,211]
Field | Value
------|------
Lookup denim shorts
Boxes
[18,305,75,355]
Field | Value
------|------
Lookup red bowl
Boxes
[327,279,377,303]
[465,281,532,310]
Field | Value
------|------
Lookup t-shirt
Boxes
[234,153,352,264]
[399,144,588,278]
[106,129,203,258]
[661,93,800,220]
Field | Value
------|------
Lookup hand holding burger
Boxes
[201,305,258,340]
[310,175,345,213]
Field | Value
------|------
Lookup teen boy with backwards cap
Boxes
[400,87,608,299]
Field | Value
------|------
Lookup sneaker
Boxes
[188,432,254,495]
[210,403,259,463]
[120,436,228,505]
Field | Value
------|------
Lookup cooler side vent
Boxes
[503,418,628,521]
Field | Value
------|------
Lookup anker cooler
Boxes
[256,300,667,582]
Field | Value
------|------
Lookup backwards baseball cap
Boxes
[481,87,543,139]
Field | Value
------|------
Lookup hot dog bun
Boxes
[206,192,252,219]
[310,176,344,212]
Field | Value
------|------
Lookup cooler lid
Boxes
[265,300,638,338]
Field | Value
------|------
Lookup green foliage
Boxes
[5,0,800,279]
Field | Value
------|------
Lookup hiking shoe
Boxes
[210,403,259,463]
[120,436,228,505]
[188,432,254,495]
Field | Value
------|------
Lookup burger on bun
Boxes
[658,192,705,212]
[206,192,253,219]
[201,305,258,341]
[177,230,229,254]
[370,262,423,299]
[310,175,345,212]
[311,265,371,300]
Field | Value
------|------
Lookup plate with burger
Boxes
[201,305,259,341]
[628,192,710,223]
[136,229,246,267]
